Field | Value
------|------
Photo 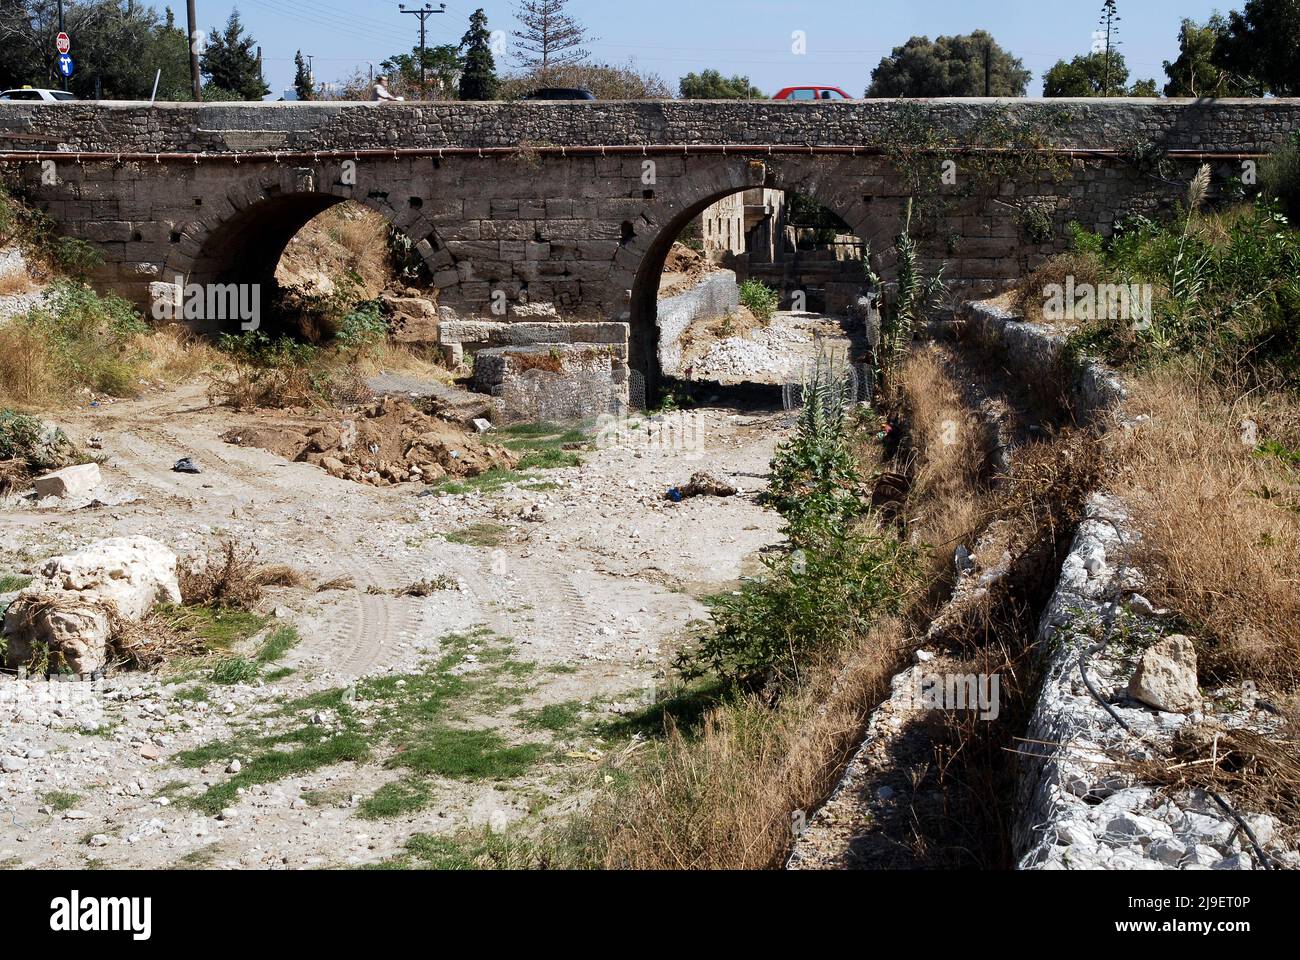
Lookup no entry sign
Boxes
[56,32,70,55]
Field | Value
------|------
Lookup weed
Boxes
[40,790,81,812]
[739,279,779,324]
[445,522,510,548]
[210,657,260,686]
[256,626,300,664]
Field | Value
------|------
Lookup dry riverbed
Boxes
[0,383,788,868]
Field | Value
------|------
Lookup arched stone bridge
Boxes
[2,98,1297,381]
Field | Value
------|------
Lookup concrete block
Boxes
[33,463,103,499]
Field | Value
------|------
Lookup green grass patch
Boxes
[389,727,546,781]
[256,626,300,663]
[518,700,586,734]
[160,605,269,650]
[210,656,260,686]
[596,678,728,740]
[0,574,32,593]
[173,685,210,703]
[40,790,81,812]
[516,448,582,470]
[178,629,553,818]
[357,778,432,820]
[264,667,295,682]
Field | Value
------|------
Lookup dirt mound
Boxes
[222,397,517,486]
[658,242,721,298]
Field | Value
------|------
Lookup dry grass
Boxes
[206,366,322,411]
[178,541,304,610]
[277,203,393,298]
[0,322,59,408]
[1010,251,1109,325]
[0,320,221,411]
[1109,372,1300,692]
[0,265,34,296]
[134,325,222,383]
[893,345,993,596]
[1128,721,1300,848]
[588,620,902,869]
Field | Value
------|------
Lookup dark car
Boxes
[521,87,595,101]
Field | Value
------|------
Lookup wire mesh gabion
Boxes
[782,349,873,413]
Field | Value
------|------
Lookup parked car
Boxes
[0,87,77,102]
[773,86,852,101]
[521,87,596,101]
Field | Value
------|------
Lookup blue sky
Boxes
[191,0,1230,97]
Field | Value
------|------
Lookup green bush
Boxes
[0,184,102,277]
[217,331,319,368]
[335,300,389,352]
[9,281,149,397]
[1052,198,1300,384]
[1260,137,1300,225]
[768,357,862,545]
[679,520,916,685]
[0,409,80,470]
[739,279,779,323]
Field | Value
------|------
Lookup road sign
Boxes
[57,55,74,78]
[56,32,71,55]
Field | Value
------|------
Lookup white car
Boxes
[0,87,77,102]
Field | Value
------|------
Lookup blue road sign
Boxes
[58,55,75,78]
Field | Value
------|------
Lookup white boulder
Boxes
[2,537,181,675]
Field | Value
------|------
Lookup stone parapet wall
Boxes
[3,99,1298,154]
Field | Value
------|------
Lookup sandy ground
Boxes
[0,382,790,868]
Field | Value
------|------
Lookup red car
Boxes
[773,86,853,101]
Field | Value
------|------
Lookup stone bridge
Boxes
[2,98,1298,383]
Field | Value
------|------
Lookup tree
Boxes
[1163,16,1233,97]
[458,8,498,101]
[200,10,269,101]
[678,69,764,99]
[381,44,461,97]
[865,31,1031,97]
[1042,51,1153,96]
[511,0,592,79]
[0,0,192,99]
[293,51,314,101]
[1216,0,1300,96]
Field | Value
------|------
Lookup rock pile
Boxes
[222,397,518,486]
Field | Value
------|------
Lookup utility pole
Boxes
[186,0,202,101]
[983,40,992,96]
[398,2,446,98]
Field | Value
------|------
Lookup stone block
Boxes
[33,463,103,500]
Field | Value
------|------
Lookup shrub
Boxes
[1260,136,1300,225]
[0,409,79,471]
[768,354,862,543]
[738,279,779,323]
[0,281,150,403]
[679,521,916,685]
[335,300,389,352]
